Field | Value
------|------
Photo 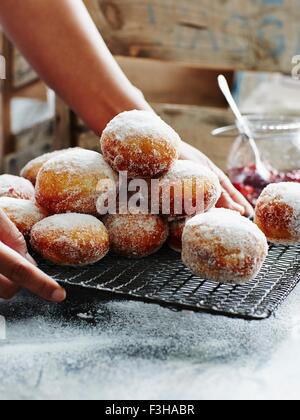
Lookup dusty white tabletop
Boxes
[0,281,300,401]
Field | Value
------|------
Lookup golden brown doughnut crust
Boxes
[0,175,35,201]
[35,149,117,215]
[168,218,187,253]
[104,213,169,258]
[31,214,109,266]
[255,183,300,245]
[100,111,180,178]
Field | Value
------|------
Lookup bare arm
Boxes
[0,0,152,134]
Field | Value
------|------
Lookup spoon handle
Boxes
[218,75,269,179]
[218,75,253,139]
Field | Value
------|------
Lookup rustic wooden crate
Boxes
[4,119,54,175]
[86,0,298,73]
[0,31,48,172]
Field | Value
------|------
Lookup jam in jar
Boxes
[221,116,300,206]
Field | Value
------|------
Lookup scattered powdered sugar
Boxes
[101,110,181,150]
[33,214,103,233]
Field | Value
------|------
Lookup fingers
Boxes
[0,209,37,265]
[219,176,254,217]
[0,275,20,300]
[0,242,66,302]
[216,189,245,214]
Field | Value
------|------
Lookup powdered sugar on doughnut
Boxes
[259,183,300,217]
[0,197,46,236]
[159,160,222,216]
[35,150,117,215]
[0,174,35,200]
[102,110,181,150]
[33,213,103,232]
[255,182,300,245]
[21,149,73,175]
[104,214,169,258]
[31,214,109,267]
[183,209,268,284]
[186,208,267,247]
[40,149,117,180]
[163,160,220,184]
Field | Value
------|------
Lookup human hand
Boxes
[0,209,66,301]
[180,141,254,217]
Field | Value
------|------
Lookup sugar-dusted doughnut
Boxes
[104,213,169,258]
[35,149,117,215]
[20,148,81,186]
[182,209,268,284]
[255,182,300,245]
[159,160,221,218]
[31,214,109,266]
[0,197,47,237]
[100,111,181,178]
[0,174,35,200]
[168,218,188,253]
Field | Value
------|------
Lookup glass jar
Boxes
[214,115,300,206]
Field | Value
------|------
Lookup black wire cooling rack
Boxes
[37,244,300,320]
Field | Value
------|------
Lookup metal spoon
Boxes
[218,75,270,181]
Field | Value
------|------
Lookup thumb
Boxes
[0,208,37,265]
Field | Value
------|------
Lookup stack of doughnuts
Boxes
[4,109,295,286]
[13,110,187,265]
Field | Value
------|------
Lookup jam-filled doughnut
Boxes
[35,149,117,215]
[104,213,169,258]
[100,110,181,178]
[0,174,35,201]
[0,197,47,237]
[159,160,221,218]
[31,214,109,266]
[182,209,268,284]
[20,148,81,186]
[255,182,300,245]
[168,218,188,253]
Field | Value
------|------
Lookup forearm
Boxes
[0,0,152,134]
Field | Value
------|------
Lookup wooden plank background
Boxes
[13,49,38,89]
[117,56,233,107]
[86,0,300,73]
